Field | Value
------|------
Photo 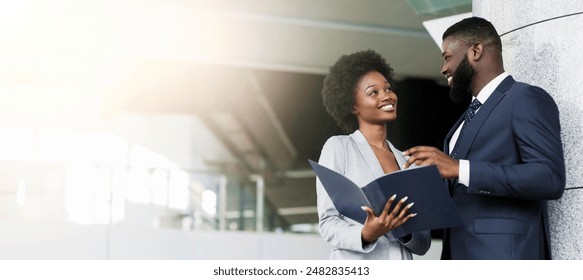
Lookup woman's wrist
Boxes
[361,230,377,247]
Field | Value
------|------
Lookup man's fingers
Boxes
[403,146,423,156]
[403,145,434,156]
[405,149,444,167]
[407,157,429,167]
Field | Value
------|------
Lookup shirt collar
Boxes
[475,72,509,104]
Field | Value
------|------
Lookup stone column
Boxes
[474,0,583,259]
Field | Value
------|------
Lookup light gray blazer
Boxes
[316,130,431,260]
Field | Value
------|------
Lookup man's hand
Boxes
[403,146,460,179]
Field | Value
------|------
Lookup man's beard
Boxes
[449,55,474,103]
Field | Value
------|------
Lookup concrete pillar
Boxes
[250,174,265,232]
[474,0,583,259]
[218,175,228,231]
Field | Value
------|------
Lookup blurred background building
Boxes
[10,0,577,260]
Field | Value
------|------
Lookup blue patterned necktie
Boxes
[450,99,482,158]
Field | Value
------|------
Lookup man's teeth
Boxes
[381,104,394,111]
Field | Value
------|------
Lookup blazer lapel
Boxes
[453,76,514,159]
[388,142,406,170]
[350,130,385,178]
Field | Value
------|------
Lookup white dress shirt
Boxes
[449,72,509,187]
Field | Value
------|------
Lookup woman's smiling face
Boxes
[353,70,398,126]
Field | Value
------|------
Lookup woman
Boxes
[317,49,431,259]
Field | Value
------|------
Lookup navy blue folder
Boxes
[310,160,462,238]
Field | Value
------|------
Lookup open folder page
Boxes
[310,160,462,238]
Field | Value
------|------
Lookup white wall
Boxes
[0,220,445,259]
[0,221,332,260]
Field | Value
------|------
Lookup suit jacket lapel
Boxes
[453,76,514,159]
[444,116,464,154]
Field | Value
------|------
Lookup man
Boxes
[403,17,565,259]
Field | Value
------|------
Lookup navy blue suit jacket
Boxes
[442,76,565,260]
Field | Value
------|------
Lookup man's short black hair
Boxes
[321,49,394,133]
[443,17,502,51]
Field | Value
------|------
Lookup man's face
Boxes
[441,37,474,103]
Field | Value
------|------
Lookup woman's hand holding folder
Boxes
[360,194,416,245]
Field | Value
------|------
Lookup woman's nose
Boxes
[380,90,393,101]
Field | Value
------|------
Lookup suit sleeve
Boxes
[469,86,566,200]
[316,137,377,253]
[400,231,431,256]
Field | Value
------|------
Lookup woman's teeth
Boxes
[381,104,394,111]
